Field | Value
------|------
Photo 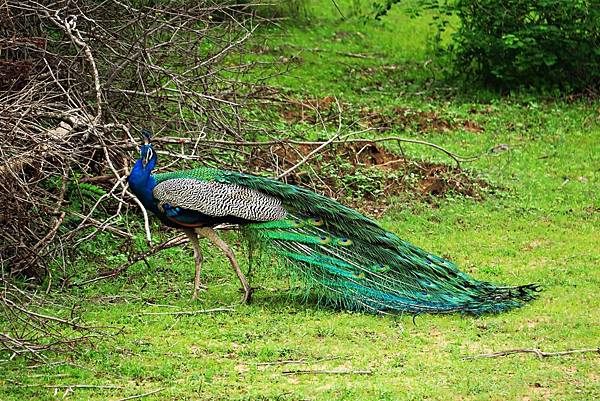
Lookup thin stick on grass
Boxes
[113,388,165,401]
[140,307,234,316]
[275,131,342,179]
[73,235,188,286]
[9,382,125,389]
[250,356,341,366]
[466,347,600,359]
[282,369,372,375]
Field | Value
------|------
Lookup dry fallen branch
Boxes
[72,235,188,287]
[248,356,341,366]
[285,44,376,59]
[154,134,479,169]
[8,382,125,389]
[282,369,372,375]
[140,307,234,316]
[113,388,165,401]
[466,347,600,359]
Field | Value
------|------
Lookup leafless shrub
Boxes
[0,0,273,358]
[0,280,104,362]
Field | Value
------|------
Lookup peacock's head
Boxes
[128,130,158,197]
[139,144,156,168]
[139,129,157,169]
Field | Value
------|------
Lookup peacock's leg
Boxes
[196,227,252,303]
[246,240,255,281]
[183,228,206,300]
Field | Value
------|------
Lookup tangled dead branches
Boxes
[0,0,273,271]
[0,280,105,362]
[0,0,271,358]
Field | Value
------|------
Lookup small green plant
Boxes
[76,182,107,199]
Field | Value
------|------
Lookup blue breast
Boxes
[128,159,159,215]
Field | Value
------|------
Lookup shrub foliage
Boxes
[449,0,600,92]
[367,0,600,92]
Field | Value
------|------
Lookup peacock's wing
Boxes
[214,170,395,245]
[151,176,287,223]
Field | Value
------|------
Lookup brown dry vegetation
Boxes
[247,141,490,215]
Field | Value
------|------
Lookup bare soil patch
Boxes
[247,141,490,215]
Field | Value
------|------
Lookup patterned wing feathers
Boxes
[152,178,287,222]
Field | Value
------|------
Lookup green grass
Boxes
[2,1,599,400]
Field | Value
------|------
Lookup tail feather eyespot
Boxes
[307,217,324,226]
[353,271,366,279]
[318,235,332,244]
[336,238,353,246]
[372,263,391,273]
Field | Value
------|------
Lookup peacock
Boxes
[127,133,539,314]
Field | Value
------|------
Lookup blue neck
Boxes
[128,158,158,213]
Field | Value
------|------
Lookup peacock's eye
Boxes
[308,217,324,226]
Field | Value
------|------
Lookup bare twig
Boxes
[2,298,88,330]
[73,235,188,286]
[140,307,234,316]
[9,382,125,389]
[275,132,341,179]
[155,135,478,168]
[129,192,153,247]
[330,0,345,19]
[282,369,372,375]
[286,45,374,59]
[248,356,341,366]
[113,388,165,401]
[466,347,600,359]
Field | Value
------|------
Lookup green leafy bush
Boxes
[449,0,600,92]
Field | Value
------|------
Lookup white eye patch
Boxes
[144,149,154,164]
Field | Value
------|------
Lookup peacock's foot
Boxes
[191,283,208,301]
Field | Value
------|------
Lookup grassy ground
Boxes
[2,1,599,400]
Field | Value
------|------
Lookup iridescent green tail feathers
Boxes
[245,216,539,314]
